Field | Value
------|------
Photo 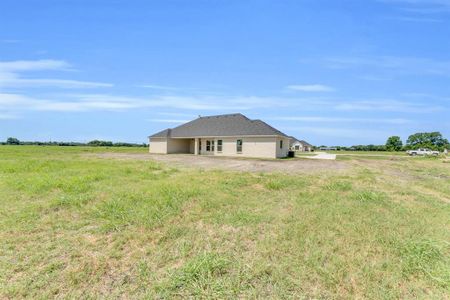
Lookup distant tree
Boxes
[88,140,113,147]
[406,132,449,151]
[385,136,403,151]
[6,137,20,145]
[1,137,147,147]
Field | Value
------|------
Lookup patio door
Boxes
[205,139,215,154]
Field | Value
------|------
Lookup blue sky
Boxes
[1,0,449,145]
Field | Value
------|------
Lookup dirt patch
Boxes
[90,153,349,173]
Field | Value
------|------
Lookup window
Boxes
[295,145,300,151]
[206,140,211,151]
[198,140,201,152]
[236,139,242,153]
[280,140,283,149]
[217,140,223,152]
[211,140,215,152]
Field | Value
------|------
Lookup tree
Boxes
[406,132,449,151]
[87,140,113,147]
[385,136,403,151]
[6,137,20,145]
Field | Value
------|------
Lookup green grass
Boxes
[1,145,449,298]
[328,150,407,156]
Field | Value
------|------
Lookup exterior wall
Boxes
[150,136,289,158]
[291,142,303,151]
[167,138,191,153]
[149,138,193,154]
[189,139,195,154]
[276,136,290,158]
[149,138,167,154]
[198,136,281,159]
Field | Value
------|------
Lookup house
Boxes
[149,113,290,158]
[289,137,313,152]
[319,146,337,151]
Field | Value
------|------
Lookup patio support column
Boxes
[194,138,199,155]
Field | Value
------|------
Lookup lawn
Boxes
[1,146,449,298]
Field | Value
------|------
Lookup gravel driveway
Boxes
[93,153,348,173]
[304,152,337,160]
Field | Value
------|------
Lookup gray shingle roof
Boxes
[299,140,313,147]
[289,137,313,147]
[149,113,288,138]
[151,128,171,138]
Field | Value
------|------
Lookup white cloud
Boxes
[380,0,450,10]
[0,78,113,89]
[379,0,450,22]
[324,56,450,76]
[0,59,112,89]
[282,126,387,139]
[380,0,450,17]
[0,39,21,44]
[136,84,179,90]
[0,59,70,72]
[387,16,443,22]
[0,112,18,119]
[334,99,443,113]
[0,93,286,113]
[1,91,444,116]
[272,116,411,124]
[286,84,335,92]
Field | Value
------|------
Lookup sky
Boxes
[1,0,449,146]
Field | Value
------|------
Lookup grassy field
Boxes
[1,146,449,298]
[328,151,408,156]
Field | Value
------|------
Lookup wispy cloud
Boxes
[0,59,70,72]
[1,89,443,117]
[0,112,18,119]
[0,78,113,89]
[271,116,411,124]
[0,59,112,89]
[136,84,179,90]
[0,39,21,44]
[323,56,450,77]
[380,0,450,22]
[387,16,443,22]
[335,99,443,113]
[381,0,450,12]
[281,126,388,139]
[286,84,335,92]
[0,93,286,113]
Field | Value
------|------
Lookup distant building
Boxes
[319,146,337,151]
[289,137,313,152]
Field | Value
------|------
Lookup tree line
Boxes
[2,137,147,147]
[319,132,449,152]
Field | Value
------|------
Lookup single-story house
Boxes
[319,146,337,151]
[289,137,313,152]
[149,113,290,158]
